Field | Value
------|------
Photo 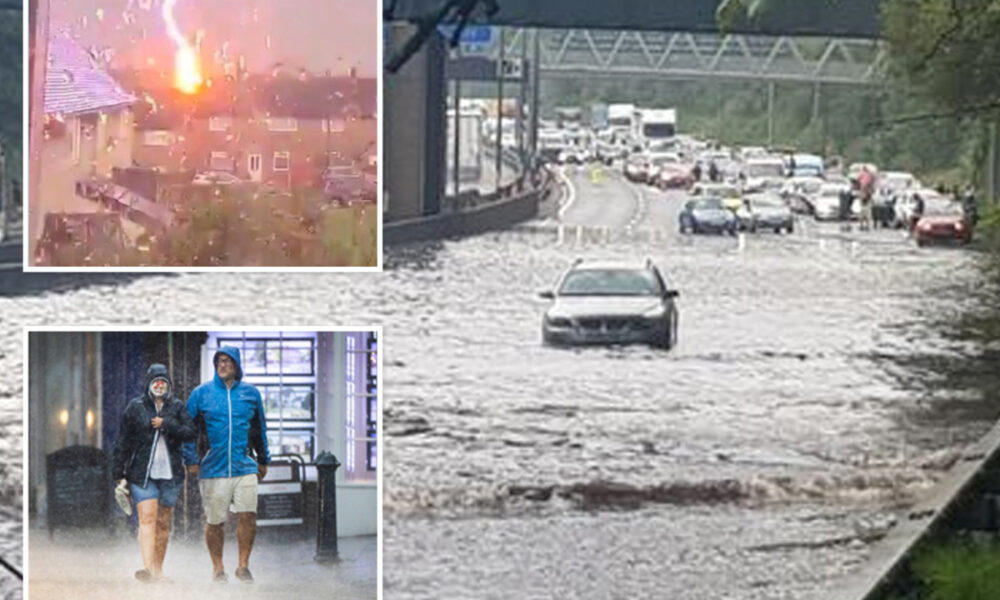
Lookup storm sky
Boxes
[49,0,377,77]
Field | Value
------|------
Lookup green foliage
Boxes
[0,11,20,178]
[882,0,1000,111]
[906,543,1000,600]
[42,188,379,267]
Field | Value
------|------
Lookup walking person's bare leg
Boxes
[237,512,257,570]
[206,523,226,575]
[152,505,172,577]
[136,499,158,579]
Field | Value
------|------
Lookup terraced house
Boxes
[131,73,377,191]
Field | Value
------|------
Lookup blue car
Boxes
[679,196,738,235]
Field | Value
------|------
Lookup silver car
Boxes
[540,260,680,349]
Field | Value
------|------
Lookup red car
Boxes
[914,201,972,246]
[656,165,695,190]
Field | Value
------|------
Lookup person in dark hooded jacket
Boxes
[111,364,196,582]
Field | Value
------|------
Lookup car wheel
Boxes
[916,238,926,247]
[786,222,794,234]
[774,226,781,234]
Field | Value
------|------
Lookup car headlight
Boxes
[546,316,572,328]
[919,221,933,231]
[954,222,964,231]
[643,306,667,319]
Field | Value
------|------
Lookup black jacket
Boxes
[111,364,197,487]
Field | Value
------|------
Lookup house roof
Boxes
[45,33,138,116]
[249,76,376,119]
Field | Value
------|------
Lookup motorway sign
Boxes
[437,25,496,55]
[437,24,493,44]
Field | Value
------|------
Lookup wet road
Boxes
[0,165,993,598]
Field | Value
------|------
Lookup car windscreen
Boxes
[650,155,678,166]
[706,186,738,197]
[694,197,725,210]
[752,195,785,208]
[559,269,664,296]
[923,201,964,216]
[747,163,784,177]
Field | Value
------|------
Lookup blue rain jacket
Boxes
[183,346,271,478]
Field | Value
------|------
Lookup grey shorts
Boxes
[199,473,258,525]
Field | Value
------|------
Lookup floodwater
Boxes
[3,178,998,597]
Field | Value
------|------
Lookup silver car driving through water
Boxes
[540,260,680,349]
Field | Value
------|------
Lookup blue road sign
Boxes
[437,25,493,45]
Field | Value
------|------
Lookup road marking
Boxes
[557,166,577,221]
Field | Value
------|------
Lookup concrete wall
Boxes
[834,419,1000,600]
[385,187,540,245]
[384,23,447,220]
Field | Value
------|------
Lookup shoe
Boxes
[213,570,228,583]
[134,569,152,582]
[235,567,254,583]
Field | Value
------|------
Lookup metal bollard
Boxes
[314,451,342,563]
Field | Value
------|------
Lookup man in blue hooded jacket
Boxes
[183,346,270,583]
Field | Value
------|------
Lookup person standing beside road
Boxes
[909,192,926,233]
[857,166,875,231]
[183,346,270,584]
[708,161,720,183]
[111,364,196,582]
[961,185,978,226]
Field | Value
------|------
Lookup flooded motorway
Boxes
[1,168,997,598]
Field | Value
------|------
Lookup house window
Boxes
[210,151,234,171]
[143,131,174,146]
[216,334,319,464]
[209,116,232,132]
[273,151,290,171]
[321,118,345,133]
[344,332,377,481]
[267,117,298,132]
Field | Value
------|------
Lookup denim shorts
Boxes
[130,478,180,507]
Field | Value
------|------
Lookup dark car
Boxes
[678,196,738,235]
[914,201,972,246]
[540,260,680,349]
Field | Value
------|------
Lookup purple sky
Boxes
[50,0,377,77]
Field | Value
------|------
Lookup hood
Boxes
[213,345,244,385]
[755,206,790,218]
[143,363,173,401]
[918,215,964,226]
[548,296,665,319]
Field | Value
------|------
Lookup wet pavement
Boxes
[2,166,996,598]
[27,528,374,600]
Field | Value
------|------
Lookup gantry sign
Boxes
[504,28,885,86]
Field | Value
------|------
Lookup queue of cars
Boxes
[540,116,976,246]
